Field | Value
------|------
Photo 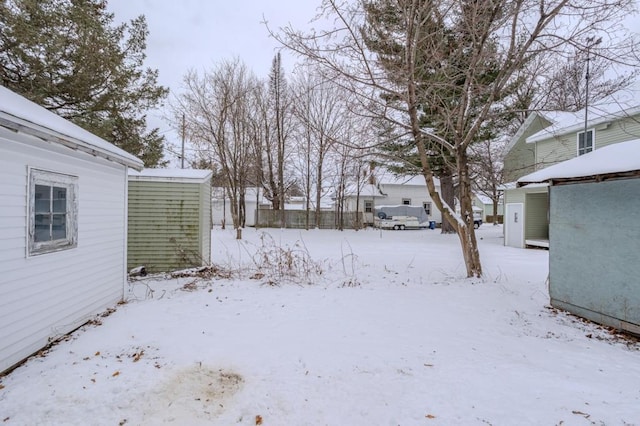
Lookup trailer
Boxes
[374,205,430,230]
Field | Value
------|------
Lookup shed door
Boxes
[505,203,524,248]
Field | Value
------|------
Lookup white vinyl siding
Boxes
[0,128,127,373]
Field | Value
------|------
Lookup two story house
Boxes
[502,86,640,248]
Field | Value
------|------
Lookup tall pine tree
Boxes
[362,0,510,234]
[0,0,167,165]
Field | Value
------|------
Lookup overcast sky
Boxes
[107,0,321,156]
[106,1,640,164]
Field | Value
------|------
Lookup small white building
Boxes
[341,183,387,225]
[341,173,443,226]
[0,87,143,373]
[211,187,271,227]
[472,193,503,222]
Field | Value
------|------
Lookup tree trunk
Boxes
[440,171,456,234]
[456,150,482,277]
[315,152,324,229]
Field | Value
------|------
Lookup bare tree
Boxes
[269,52,291,227]
[173,58,256,239]
[290,65,348,229]
[470,137,505,224]
[271,0,638,277]
[543,48,637,112]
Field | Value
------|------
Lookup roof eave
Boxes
[519,170,640,186]
[526,106,640,144]
[0,114,144,171]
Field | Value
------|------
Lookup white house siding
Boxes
[0,129,127,373]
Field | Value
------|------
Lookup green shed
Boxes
[127,168,212,273]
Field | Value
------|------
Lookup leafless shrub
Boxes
[249,232,324,286]
[339,239,361,287]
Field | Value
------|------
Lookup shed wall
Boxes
[549,179,640,333]
[0,129,127,373]
[128,180,208,272]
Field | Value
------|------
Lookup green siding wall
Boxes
[525,192,548,239]
[504,188,526,205]
[198,179,212,263]
[503,114,552,182]
[128,180,211,273]
[549,179,640,333]
[536,114,640,167]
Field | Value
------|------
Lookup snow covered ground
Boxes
[1,225,639,425]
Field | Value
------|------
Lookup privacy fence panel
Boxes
[255,210,362,229]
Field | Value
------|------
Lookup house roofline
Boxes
[0,113,144,171]
[526,105,640,144]
[504,111,545,154]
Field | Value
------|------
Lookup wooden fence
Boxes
[485,215,504,224]
[255,210,363,229]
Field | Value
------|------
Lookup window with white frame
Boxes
[423,202,431,216]
[577,129,594,156]
[402,198,411,205]
[364,200,373,213]
[29,169,78,256]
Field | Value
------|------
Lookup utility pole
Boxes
[181,113,185,169]
[583,36,602,155]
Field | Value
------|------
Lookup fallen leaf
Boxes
[0,384,5,390]
[572,410,590,418]
[95,351,100,356]
[132,350,144,362]
[255,414,263,425]
[424,363,434,367]
[426,414,436,419]
[112,371,120,377]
